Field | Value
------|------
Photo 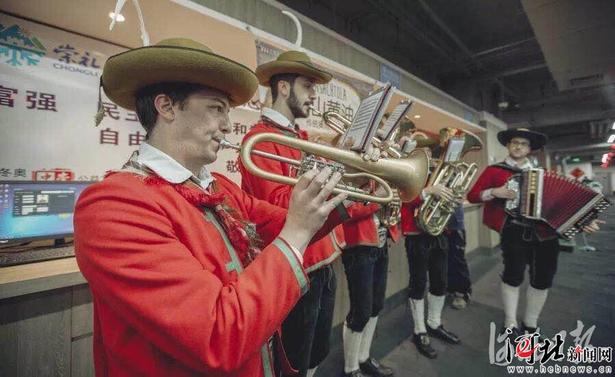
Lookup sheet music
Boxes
[339,84,393,151]
[340,91,383,150]
[378,101,412,141]
[444,138,464,161]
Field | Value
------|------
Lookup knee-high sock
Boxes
[343,323,363,373]
[409,298,426,334]
[524,286,549,328]
[306,367,318,377]
[426,293,445,329]
[359,316,378,363]
[501,282,520,328]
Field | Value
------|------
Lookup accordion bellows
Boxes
[506,169,611,239]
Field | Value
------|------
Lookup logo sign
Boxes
[0,23,46,67]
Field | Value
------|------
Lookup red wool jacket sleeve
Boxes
[467,166,497,203]
[74,174,308,376]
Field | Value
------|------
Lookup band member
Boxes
[467,128,602,337]
[239,50,343,377]
[447,205,472,310]
[401,136,461,359]
[334,197,399,377]
[74,38,351,377]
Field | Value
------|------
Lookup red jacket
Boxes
[401,196,422,235]
[74,172,343,377]
[334,204,401,249]
[467,163,555,239]
[239,119,340,272]
[467,164,513,233]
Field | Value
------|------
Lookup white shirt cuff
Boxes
[480,188,495,201]
[421,189,428,201]
[287,242,303,264]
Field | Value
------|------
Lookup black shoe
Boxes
[427,325,460,345]
[412,333,437,359]
[342,370,369,377]
[520,322,545,343]
[520,322,538,334]
[359,357,394,377]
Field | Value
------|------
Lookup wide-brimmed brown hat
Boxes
[255,50,332,86]
[101,38,258,110]
[497,128,547,150]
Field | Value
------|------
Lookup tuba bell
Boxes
[417,128,483,235]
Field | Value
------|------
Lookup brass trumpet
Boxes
[221,132,430,204]
[309,106,410,224]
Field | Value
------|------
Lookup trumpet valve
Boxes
[298,154,346,177]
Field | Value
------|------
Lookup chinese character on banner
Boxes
[343,105,354,120]
[128,131,146,146]
[325,100,342,114]
[78,51,101,68]
[102,102,121,120]
[13,168,27,178]
[312,97,322,113]
[53,44,79,64]
[26,91,58,112]
[32,168,75,181]
[0,85,18,107]
[0,168,11,178]
[125,111,139,122]
[100,128,120,145]
[226,160,239,173]
[232,122,247,135]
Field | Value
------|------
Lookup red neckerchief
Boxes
[115,160,262,267]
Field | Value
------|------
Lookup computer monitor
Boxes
[0,181,92,244]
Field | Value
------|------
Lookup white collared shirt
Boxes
[261,107,294,130]
[480,156,534,201]
[137,142,214,189]
[504,156,533,171]
[135,142,304,262]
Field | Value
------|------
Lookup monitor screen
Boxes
[0,181,92,244]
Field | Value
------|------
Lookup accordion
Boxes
[505,168,611,239]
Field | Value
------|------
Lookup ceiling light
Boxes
[109,12,125,22]
[414,115,421,119]
[498,101,509,110]
[608,134,615,143]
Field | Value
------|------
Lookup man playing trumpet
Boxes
[239,50,346,377]
[74,38,350,377]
